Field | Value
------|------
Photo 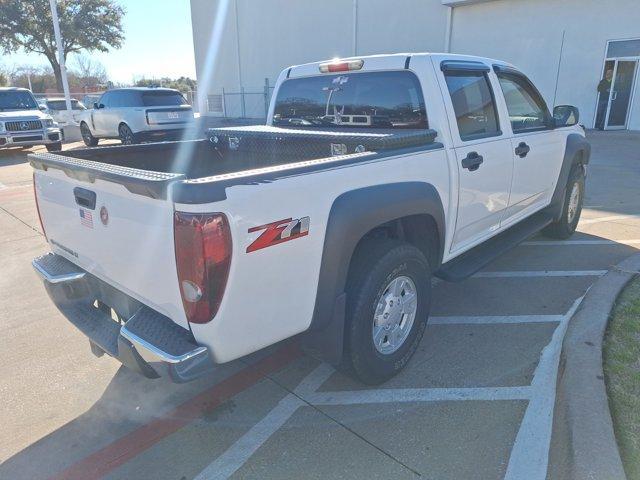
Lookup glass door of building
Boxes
[595,59,638,130]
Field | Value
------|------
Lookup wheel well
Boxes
[118,122,129,131]
[350,215,441,272]
[575,151,586,172]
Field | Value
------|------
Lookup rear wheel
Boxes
[118,124,136,145]
[80,123,98,147]
[543,164,585,239]
[345,239,431,384]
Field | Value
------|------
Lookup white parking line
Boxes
[194,364,334,480]
[195,300,584,479]
[473,270,607,278]
[504,296,583,480]
[429,314,563,325]
[580,214,638,225]
[307,386,531,405]
[522,239,640,246]
[194,395,305,480]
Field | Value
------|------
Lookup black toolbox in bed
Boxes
[207,125,438,159]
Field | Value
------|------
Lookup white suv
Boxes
[0,88,62,152]
[77,87,194,147]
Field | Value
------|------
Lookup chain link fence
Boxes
[32,91,105,106]
[31,83,272,119]
[207,78,275,119]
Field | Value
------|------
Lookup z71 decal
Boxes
[246,217,310,253]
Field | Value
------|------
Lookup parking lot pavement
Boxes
[1,130,640,480]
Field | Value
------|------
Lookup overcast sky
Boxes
[4,0,196,84]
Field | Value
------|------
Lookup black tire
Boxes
[45,142,62,152]
[344,238,431,385]
[543,164,585,239]
[118,124,136,145]
[80,123,98,147]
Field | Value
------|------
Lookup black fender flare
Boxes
[302,181,445,364]
[548,133,591,220]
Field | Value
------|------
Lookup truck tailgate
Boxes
[33,167,189,329]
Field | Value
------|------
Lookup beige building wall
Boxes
[190,0,448,117]
[190,0,640,129]
[450,0,640,129]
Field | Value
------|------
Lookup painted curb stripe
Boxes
[522,239,640,246]
[48,343,301,480]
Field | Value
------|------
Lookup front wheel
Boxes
[345,239,431,384]
[118,124,136,145]
[80,123,98,147]
[45,142,62,152]
[543,165,585,239]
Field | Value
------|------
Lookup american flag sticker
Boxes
[79,208,93,229]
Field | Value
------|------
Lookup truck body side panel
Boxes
[185,146,451,363]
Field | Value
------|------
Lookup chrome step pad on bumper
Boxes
[32,253,212,383]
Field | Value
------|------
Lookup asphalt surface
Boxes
[1,130,639,480]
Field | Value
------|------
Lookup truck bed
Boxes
[29,126,437,199]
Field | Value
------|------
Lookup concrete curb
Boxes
[548,252,640,480]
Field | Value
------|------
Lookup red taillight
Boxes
[319,59,364,73]
[33,172,47,241]
[174,212,232,324]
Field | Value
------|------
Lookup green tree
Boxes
[135,76,197,96]
[0,72,7,87]
[0,0,124,91]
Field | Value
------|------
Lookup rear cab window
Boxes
[272,71,427,129]
[442,68,501,141]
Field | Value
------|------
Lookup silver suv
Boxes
[0,88,62,152]
[77,87,194,146]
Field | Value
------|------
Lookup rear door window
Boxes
[443,71,500,141]
[116,91,143,107]
[272,71,427,129]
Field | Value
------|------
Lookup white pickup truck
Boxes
[30,53,589,384]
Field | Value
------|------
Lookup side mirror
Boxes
[93,102,103,109]
[553,105,579,127]
[39,105,47,112]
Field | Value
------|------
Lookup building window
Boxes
[607,39,640,59]
[444,71,500,141]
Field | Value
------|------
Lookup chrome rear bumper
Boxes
[32,253,213,383]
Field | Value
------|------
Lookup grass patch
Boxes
[604,276,640,479]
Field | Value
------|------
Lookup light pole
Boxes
[48,0,73,121]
